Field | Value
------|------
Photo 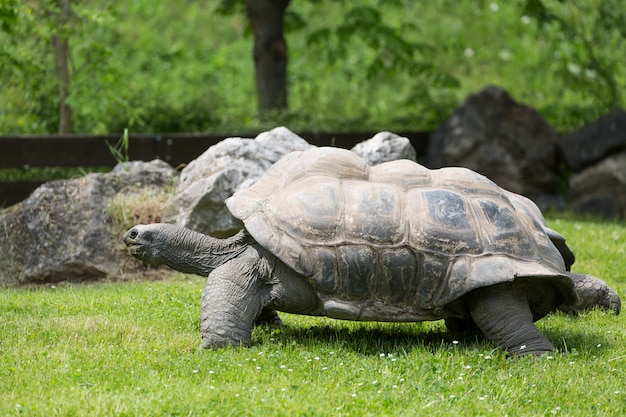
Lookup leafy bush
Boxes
[0,0,623,134]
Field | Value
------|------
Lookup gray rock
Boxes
[425,85,559,200]
[569,151,626,219]
[351,131,417,165]
[0,160,177,286]
[162,169,246,238]
[162,127,314,236]
[557,107,626,171]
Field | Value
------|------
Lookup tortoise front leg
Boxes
[467,282,554,356]
[200,257,271,348]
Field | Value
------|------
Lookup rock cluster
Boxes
[557,108,626,218]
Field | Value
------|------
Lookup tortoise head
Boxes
[123,223,181,266]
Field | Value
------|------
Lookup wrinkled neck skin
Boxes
[163,227,250,277]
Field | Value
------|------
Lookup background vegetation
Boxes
[1,0,625,135]
[1,215,624,416]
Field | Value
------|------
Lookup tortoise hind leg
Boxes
[557,273,621,315]
[201,257,271,348]
[467,282,554,356]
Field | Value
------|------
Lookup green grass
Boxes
[1,215,624,416]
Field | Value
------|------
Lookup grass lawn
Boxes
[1,215,624,416]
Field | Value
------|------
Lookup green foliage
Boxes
[0,0,624,134]
[523,0,626,128]
[105,128,130,164]
[305,2,460,129]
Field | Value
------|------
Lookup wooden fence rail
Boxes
[0,131,430,206]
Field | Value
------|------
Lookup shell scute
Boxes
[343,181,404,244]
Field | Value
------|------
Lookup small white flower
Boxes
[520,345,527,350]
[464,48,475,58]
[452,340,459,345]
[351,393,357,398]
[521,15,531,25]
[192,370,199,373]
[280,365,286,369]
[489,3,499,12]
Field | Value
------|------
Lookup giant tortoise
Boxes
[123,147,620,356]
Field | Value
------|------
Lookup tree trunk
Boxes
[245,0,290,116]
[52,0,72,134]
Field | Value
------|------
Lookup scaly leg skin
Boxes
[557,273,621,315]
[467,282,554,357]
[200,257,271,349]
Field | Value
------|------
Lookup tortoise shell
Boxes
[227,147,577,320]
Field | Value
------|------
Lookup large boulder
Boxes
[162,127,314,237]
[569,151,626,219]
[0,160,177,286]
[557,107,626,171]
[425,85,560,204]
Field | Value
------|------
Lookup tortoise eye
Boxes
[128,229,138,239]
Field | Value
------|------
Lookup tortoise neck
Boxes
[166,228,250,277]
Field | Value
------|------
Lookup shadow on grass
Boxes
[255,319,491,356]
[253,315,618,357]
